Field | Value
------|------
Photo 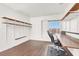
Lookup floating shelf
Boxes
[64,31,79,34]
[2,17,32,25]
[61,3,79,21]
[69,10,79,13]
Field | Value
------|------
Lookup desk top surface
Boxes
[59,34,79,48]
[68,48,79,56]
[58,34,79,56]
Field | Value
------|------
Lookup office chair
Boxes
[47,30,61,46]
[47,30,54,43]
[47,30,66,56]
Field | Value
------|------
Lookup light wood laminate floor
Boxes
[0,40,51,56]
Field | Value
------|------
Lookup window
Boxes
[48,20,61,29]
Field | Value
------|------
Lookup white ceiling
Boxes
[3,3,74,17]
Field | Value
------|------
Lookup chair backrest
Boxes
[47,30,54,43]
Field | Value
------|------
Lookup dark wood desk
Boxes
[59,34,79,48]
[58,34,79,56]
[67,47,79,56]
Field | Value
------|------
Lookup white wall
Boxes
[61,13,79,32]
[0,4,30,52]
[61,12,79,39]
[30,17,42,41]
[0,18,7,51]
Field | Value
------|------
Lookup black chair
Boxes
[47,31,61,46]
[47,30,54,43]
[47,30,66,56]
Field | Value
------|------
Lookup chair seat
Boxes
[47,45,66,56]
[54,40,62,46]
